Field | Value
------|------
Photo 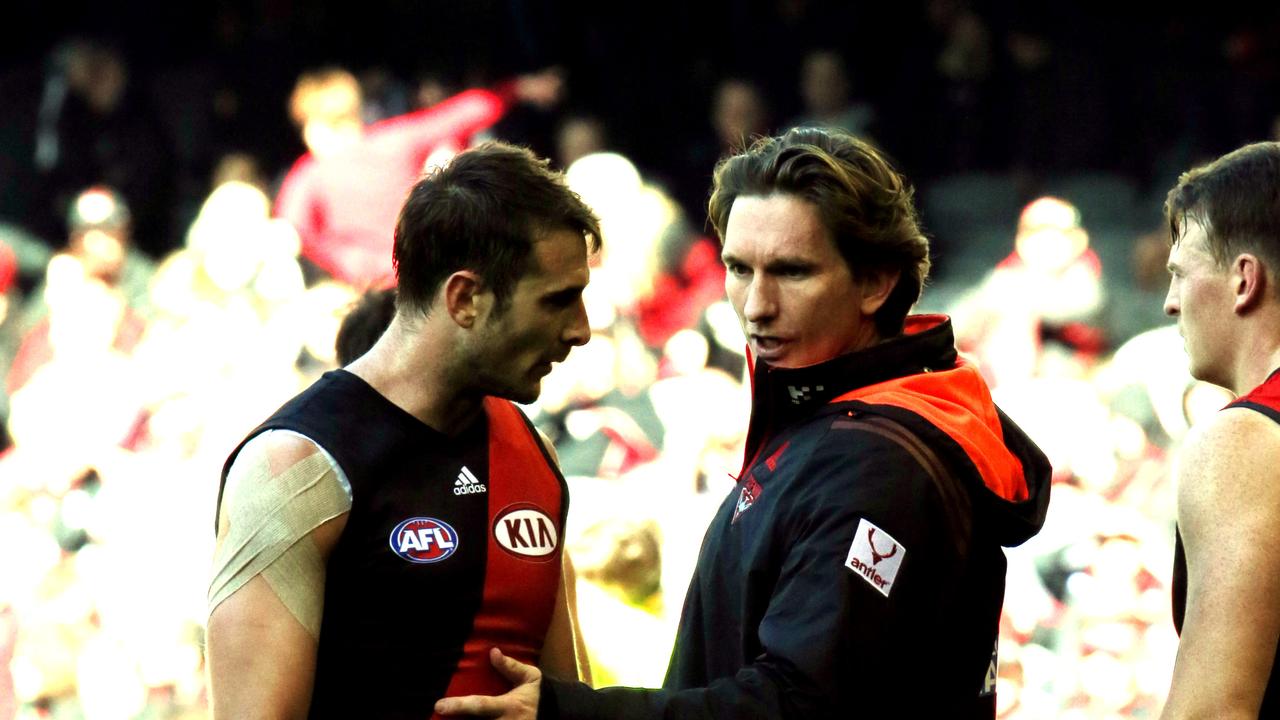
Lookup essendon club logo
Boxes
[732,475,763,524]
[844,518,906,597]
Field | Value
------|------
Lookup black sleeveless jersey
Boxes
[219,370,568,719]
[1172,369,1280,716]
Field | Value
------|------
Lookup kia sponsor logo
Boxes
[389,517,458,564]
[493,505,558,560]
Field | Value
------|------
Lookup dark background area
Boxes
[2,0,1279,261]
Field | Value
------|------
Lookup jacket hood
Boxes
[746,315,1051,547]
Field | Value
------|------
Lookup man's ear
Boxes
[443,271,486,328]
[860,268,902,316]
[1233,253,1266,315]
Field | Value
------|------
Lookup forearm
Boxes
[207,576,318,720]
[539,554,591,683]
[368,89,508,155]
[1161,680,1261,720]
[1161,623,1275,719]
[544,665,807,720]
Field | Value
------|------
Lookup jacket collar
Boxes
[741,315,958,468]
[751,314,957,420]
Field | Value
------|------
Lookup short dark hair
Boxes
[707,127,930,338]
[393,141,602,313]
[335,287,397,365]
[1165,141,1280,274]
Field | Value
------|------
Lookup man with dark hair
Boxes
[207,141,600,719]
[334,286,397,366]
[1160,141,1280,719]
[438,127,1051,718]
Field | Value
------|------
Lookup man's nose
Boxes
[742,277,778,324]
[1163,285,1179,317]
[564,298,591,346]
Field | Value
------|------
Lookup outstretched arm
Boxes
[437,429,959,719]
[1162,408,1280,719]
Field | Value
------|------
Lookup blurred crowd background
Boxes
[2,1,1280,718]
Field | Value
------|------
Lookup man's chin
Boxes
[494,382,541,406]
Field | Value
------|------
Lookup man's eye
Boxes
[727,263,751,277]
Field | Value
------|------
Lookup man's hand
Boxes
[435,648,542,718]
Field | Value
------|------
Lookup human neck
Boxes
[1230,346,1280,396]
[345,315,484,435]
[1226,311,1280,395]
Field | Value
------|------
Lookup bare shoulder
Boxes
[1177,407,1280,525]
[236,430,333,477]
[220,430,349,549]
[1179,408,1280,480]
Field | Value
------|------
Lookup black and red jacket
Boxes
[545,314,1051,718]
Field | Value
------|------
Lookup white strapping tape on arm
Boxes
[208,430,353,638]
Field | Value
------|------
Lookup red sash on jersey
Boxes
[435,398,565,712]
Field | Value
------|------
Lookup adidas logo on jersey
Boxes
[453,465,487,495]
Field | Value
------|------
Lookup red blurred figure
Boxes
[275,67,562,288]
[955,196,1106,387]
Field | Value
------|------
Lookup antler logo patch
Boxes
[845,519,906,597]
[868,528,898,564]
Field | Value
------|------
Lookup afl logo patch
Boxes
[493,505,558,561]
[389,517,458,564]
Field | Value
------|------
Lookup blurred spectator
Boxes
[138,179,311,465]
[274,65,563,288]
[414,72,454,111]
[675,79,771,219]
[1100,226,1180,346]
[566,153,668,329]
[61,188,151,302]
[5,254,147,491]
[210,151,269,196]
[0,224,54,302]
[30,40,174,257]
[0,237,19,451]
[556,115,608,169]
[534,323,664,480]
[788,49,876,141]
[567,509,669,688]
[954,196,1106,388]
[712,79,769,152]
[1001,9,1059,182]
[357,66,413,124]
[0,248,216,717]
[7,187,153,396]
[565,152,725,351]
[0,237,19,333]
[927,0,996,173]
[333,286,396,366]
